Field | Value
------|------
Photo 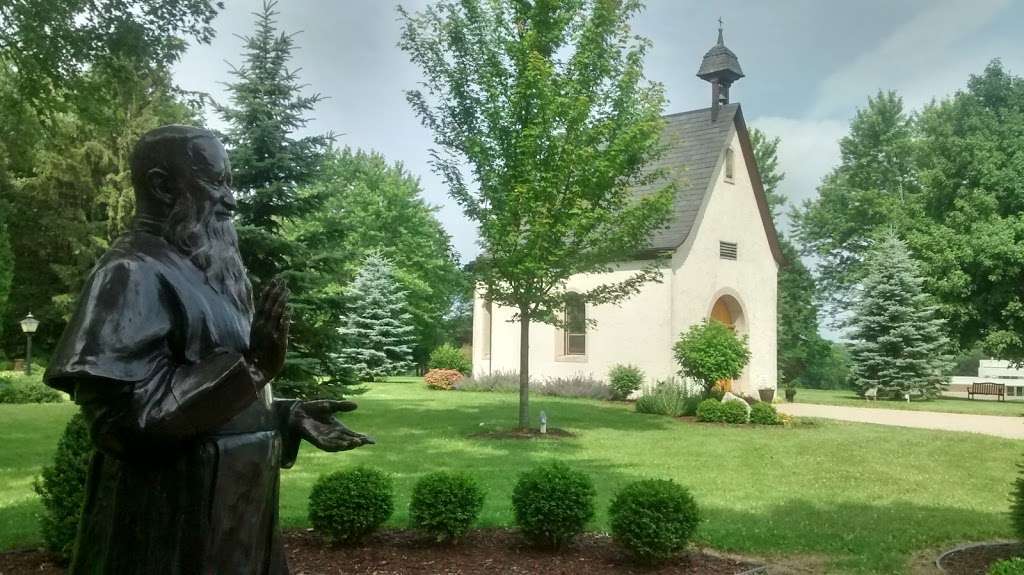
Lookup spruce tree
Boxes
[848,235,951,399]
[339,253,416,382]
[218,1,353,398]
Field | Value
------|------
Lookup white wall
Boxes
[473,260,675,383]
[978,360,1024,380]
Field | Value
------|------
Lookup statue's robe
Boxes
[46,226,300,575]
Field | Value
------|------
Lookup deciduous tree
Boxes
[0,2,217,354]
[672,320,751,396]
[792,91,918,316]
[400,0,675,428]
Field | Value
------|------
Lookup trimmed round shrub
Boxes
[428,343,472,374]
[609,479,700,565]
[425,368,463,390]
[309,466,393,544]
[719,400,750,424]
[409,471,485,542]
[988,558,1024,575]
[512,462,595,549]
[696,398,723,422]
[750,402,780,425]
[34,411,93,560]
[608,364,644,400]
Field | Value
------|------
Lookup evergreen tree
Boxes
[339,254,415,382]
[217,1,353,399]
[848,235,951,399]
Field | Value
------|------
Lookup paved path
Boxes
[776,403,1024,440]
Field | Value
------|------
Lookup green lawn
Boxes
[794,387,1024,417]
[1,377,1020,574]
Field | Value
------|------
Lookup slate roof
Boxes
[632,103,740,251]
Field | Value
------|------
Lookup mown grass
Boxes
[0,377,1019,573]
[794,387,1024,417]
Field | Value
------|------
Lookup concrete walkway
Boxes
[776,403,1024,440]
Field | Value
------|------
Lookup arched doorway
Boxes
[707,293,746,393]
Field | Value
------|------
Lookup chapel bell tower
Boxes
[697,19,744,120]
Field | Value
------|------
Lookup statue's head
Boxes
[131,125,252,313]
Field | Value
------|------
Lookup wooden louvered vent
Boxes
[719,241,738,260]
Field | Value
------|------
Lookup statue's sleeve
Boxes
[45,258,262,460]
[273,399,302,468]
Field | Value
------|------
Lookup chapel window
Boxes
[564,293,586,356]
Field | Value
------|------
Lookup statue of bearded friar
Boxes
[44,125,373,574]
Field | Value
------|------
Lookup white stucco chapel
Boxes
[472,28,782,396]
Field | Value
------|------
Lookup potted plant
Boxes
[784,381,797,402]
[758,387,775,403]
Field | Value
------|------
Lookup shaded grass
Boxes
[0,377,1018,573]
[795,387,1024,417]
[0,402,77,550]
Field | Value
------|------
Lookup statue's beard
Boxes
[164,191,253,317]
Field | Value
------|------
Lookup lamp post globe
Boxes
[19,313,39,375]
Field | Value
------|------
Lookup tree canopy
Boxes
[294,148,466,366]
[0,1,216,354]
[795,60,1024,364]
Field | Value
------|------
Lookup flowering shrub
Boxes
[425,368,463,390]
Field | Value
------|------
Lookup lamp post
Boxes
[19,313,39,376]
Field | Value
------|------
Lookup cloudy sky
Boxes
[174,0,1024,263]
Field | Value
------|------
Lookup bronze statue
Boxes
[44,125,373,574]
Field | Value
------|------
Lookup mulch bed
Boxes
[469,427,576,440]
[0,529,762,575]
[937,541,1024,574]
[0,548,63,575]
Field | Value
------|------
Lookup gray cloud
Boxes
[174,0,1023,266]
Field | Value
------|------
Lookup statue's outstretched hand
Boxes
[291,400,375,452]
[247,278,289,383]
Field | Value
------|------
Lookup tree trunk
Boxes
[518,308,530,430]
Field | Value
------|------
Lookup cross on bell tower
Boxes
[697,18,744,121]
